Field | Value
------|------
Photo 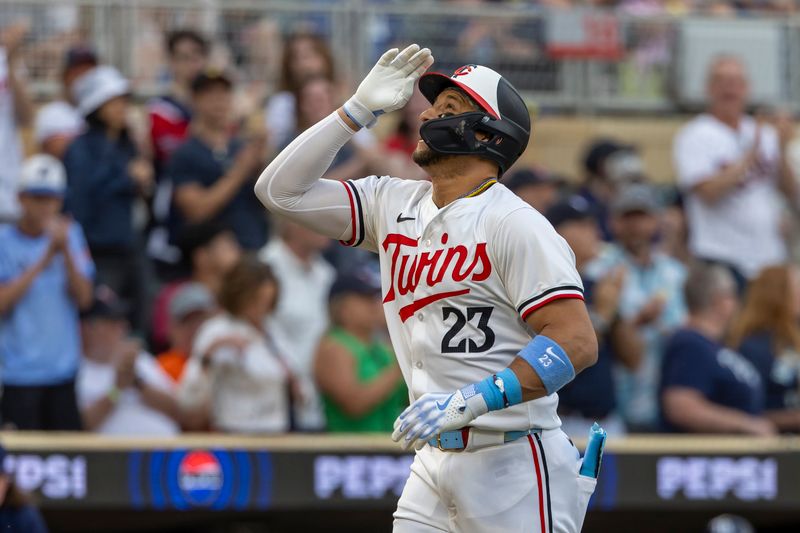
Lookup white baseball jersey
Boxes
[339,175,584,432]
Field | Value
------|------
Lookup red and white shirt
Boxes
[340,176,583,431]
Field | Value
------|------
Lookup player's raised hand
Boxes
[343,44,434,129]
[391,390,482,451]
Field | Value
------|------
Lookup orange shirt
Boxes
[156,349,189,382]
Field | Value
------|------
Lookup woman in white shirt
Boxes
[178,256,291,433]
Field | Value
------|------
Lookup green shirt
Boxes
[322,328,408,433]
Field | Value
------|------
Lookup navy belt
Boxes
[428,427,540,451]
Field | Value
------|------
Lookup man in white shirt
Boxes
[259,220,335,431]
[0,22,34,222]
[77,286,182,436]
[673,56,798,283]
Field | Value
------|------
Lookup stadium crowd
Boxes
[1,19,800,447]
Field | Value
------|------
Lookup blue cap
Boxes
[545,195,594,229]
[329,264,382,299]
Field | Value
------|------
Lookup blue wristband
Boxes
[471,368,523,412]
[518,335,575,395]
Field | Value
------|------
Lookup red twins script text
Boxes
[382,232,492,321]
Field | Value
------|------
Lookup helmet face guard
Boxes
[419,111,528,176]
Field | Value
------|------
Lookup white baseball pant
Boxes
[393,428,596,533]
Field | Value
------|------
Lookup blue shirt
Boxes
[0,505,48,533]
[660,328,764,432]
[168,136,268,250]
[557,277,617,419]
[738,332,800,411]
[0,222,95,386]
[585,244,687,430]
[63,127,139,250]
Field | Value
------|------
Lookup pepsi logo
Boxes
[178,451,224,506]
[452,64,477,78]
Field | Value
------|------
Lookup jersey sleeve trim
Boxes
[338,179,365,247]
[518,285,584,321]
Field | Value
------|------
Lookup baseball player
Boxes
[255,44,599,532]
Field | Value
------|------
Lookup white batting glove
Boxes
[391,390,488,451]
[342,44,434,129]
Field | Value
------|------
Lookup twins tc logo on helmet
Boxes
[452,64,478,78]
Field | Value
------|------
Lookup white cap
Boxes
[18,154,67,196]
[34,101,85,144]
[72,65,130,117]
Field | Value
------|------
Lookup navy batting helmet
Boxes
[418,64,531,176]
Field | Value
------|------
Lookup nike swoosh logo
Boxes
[436,394,454,411]
[545,346,566,366]
[396,213,415,223]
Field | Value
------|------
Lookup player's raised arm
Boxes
[254,44,434,238]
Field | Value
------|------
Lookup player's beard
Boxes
[412,144,452,168]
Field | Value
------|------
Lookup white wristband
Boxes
[342,96,378,129]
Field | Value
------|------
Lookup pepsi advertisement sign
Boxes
[128,449,272,510]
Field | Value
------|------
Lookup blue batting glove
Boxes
[391,389,488,451]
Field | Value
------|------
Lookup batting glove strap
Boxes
[467,367,523,412]
[342,96,380,130]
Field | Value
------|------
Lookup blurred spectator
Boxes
[146,30,209,277]
[148,30,209,170]
[381,86,429,180]
[547,197,643,438]
[293,76,384,181]
[264,31,335,152]
[169,71,269,251]
[660,189,691,265]
[730,265,800,432]
[78,285,182,436]
[0,445,47,533]
[673,56,797,286]
[456,12,538,65]
[660,264,774,435]
[578,139,645,241]
[585,184,687,431]
[34,46,97,160]
[506,166,560,214]
[260,220,334,431]
[151,222,241,351]
[179,256,292,433]
[315,269,406,432]
[156,282,216,383]
[0,155,93,431]
[64,65,154,332]
[0,22,34,223]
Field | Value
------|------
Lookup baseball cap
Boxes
[583,139,633,177]
[63,46,98,73]
[545,196,594,229]
[83,285,129,321]
[34,102,85,144]
[191,70,233,94]
[169,283,216,321]
[72,65,130,117]
[18,154,67,196]
[505,167,554,192]
[329,264,382,300]
[611,184,660,215]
